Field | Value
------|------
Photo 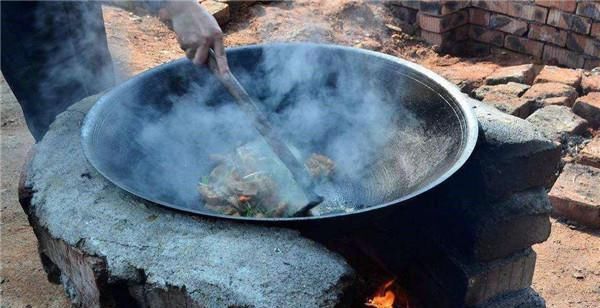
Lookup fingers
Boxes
[212,35,230,75]
[193,39,210,66]
[185,48,196,60]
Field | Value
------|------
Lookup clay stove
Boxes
[19,45,560,307]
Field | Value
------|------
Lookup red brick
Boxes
[435,62,500,94]
[582,74,600,94]
[442,1,470,15]
[566,32,600,57]
[471,0,508,14]
[572,92,600,126]
[549,163,600,228]
[577,136,600,168]
[389,5,418,24]
[584,58,600,70]
[535,0,577,13]
[419,25,469,52]
[534,65,583,88]
[545,96,576,106]
[417,10,468,33]
[418,0,471,16]
[469,25,505,47]
[547,8,593,34]
[491,47,534,60]
[396,0,420,10]
[543,44,586,68]
[474,82,530,100]
[522,82,579,106]
[506,1,548,23]
[591,22,600,39]
[485,64,538,85]
[576,1,600,22]
[528,24,567,46]
[489,14,529,35]
[485,97,536,118]
[469,7,490,26]
[504,35,544,58]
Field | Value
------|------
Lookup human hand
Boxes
[165,1,229,74]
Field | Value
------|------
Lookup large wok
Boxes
[82,43,478,228]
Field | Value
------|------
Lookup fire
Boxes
[238,195,251,202]
[365,280,396,308]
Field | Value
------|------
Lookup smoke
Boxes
[25,2,116,140]
[122,43,456,216]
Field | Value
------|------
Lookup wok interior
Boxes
[84,44,467,218]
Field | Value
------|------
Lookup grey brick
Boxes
[469,99,561,198]
[576,1,600,22]
[408,248,538,307]
[471,288,545,308]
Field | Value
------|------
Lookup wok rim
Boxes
[81,42,479,223]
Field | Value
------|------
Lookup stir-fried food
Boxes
[198,141,334,217]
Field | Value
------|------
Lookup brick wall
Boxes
[389,0,600,69]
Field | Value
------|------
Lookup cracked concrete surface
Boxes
[24,94,355,307]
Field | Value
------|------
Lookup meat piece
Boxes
[305,153,335,179]
[198,141,334,218]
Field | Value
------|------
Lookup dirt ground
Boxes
[1,2,598,307]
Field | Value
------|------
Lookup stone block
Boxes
[469,7,490,26]
[582,73,600,94]
[572,92,600,126]
[444,188,552,262]
[535,0,577,13]
[472,287,545,308]
[485,64,537,85]
[469,25,505,47]
[506,1,548,23]
[577,135,600,168]
[489,14,528,36]
[474,82,530,100]
[484,97,536,118]
[526,105,589,141]
[528,24,568,46]
[547,8,592,34]
[417,10,468,33]
[566,32,600,57]
[549,163,600,228]
[576,1,600,22]
[522,82,579,107]
[200,0,230,26]
[534,65,583,88]
[504,35,544,59]
[543,44,586,68]
[467,99,560,199]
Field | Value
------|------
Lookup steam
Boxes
[126,44,443,215]
[29,2,116,140]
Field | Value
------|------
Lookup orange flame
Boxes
[238,195,251,202]
[365,280,396,308]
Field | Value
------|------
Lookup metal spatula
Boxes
[205,49,323,216]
